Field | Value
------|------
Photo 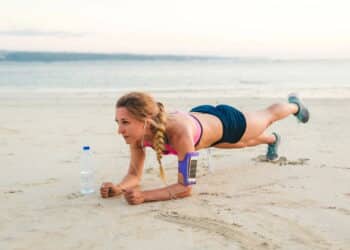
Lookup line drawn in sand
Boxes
[155,211,278,250]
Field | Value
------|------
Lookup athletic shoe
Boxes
[266,132,281,161]
[288,93,310,123]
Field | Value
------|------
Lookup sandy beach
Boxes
[1,91,349,250]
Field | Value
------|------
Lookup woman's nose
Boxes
[117,126,123,134]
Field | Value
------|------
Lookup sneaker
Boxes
[266,132,281,161]
[288,93,310,123]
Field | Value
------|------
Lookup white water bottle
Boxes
[80,145,95,194]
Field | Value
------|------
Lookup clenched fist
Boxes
[100,182,123,198]
[123,189,145,205]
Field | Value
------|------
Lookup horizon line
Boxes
[0,49,349,62]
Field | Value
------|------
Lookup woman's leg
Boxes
[214,132,276,148]
[240,102,298,142]
[214,102,298,149]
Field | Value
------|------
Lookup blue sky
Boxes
[1,0,350,58]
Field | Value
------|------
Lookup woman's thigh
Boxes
[240,110,273,141]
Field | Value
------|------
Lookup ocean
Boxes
[1,53,350,98]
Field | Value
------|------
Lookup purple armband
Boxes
[178,152,199,186]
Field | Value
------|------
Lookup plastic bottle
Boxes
[80,145,95,194]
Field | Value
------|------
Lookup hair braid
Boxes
[151,102,167,183]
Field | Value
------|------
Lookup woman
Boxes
[100,92,309,205]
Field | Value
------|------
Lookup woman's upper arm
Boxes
[170,130,198,186]
[128,145,146,178]
[171,128,196,161]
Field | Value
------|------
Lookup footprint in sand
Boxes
[252,155,310,166]
[321,206,350,215]
[199,192,233,199]
[66,192,84,200]
[20,178,58,187]
[4,190,23,194]
[199,192,220,197]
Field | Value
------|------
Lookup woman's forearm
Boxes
[142,183,192,202]
[119,174,141,189]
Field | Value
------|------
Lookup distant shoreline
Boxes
[0,51,231,62]
[1,50,349,62]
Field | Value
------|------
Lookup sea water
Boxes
[1,57,350,98]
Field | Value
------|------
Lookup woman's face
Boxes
[115,107,146,145]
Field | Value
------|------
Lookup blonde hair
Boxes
[116,92,167,183]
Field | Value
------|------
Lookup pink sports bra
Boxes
[143,112,203,155]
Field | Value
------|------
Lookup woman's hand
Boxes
[100,182,123,198]
[123,188,145,205]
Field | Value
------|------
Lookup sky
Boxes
[1,0,350,59]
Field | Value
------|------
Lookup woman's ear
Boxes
[146,118,152,125]
[146,119,156,132]
[144,119,151,129]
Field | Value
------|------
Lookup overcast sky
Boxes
[1,0,349,58]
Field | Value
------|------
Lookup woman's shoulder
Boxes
[166,115,193,142]
[167,112,192,131]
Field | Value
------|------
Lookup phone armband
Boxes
[178,152,199,186]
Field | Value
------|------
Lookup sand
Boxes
[1,91,349,250]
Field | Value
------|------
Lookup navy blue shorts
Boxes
[190,104,246,145]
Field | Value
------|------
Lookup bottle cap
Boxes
[83,146,90,150]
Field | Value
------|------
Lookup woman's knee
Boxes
[266,103,283,119]
[266,102,294,121]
